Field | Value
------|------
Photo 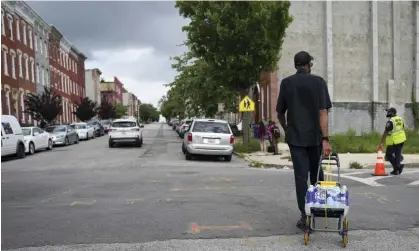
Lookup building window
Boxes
[44,41,48,58]
[5,89,11,115]
[17,51,22,78]
[2,48,8,76]
[28,28,33,49]
[7,14,13,40]
[36,65,40,84]
[45,70,49,87]
[41,67,45,86]
[16,19,20,41]
[27,91,32,123]
[30,59,35,83]
[61,74,64,91]
[24,55,29,80]
[39,37,43,55]
[1,10,5,36]
[10,50,16,79]
[22,22,26,45]
[34,34,38,51]
[20,91,25,122]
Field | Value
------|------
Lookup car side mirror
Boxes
[33,132,39,136]
[140,125,144,128]
[67,129,71,132]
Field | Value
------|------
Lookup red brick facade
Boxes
[1,3,36,124]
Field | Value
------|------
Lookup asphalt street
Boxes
[1,123,419,251]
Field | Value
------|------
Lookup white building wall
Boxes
[84,70,95,102]
[277,1,418,134]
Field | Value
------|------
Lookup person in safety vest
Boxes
[378,107,406,175]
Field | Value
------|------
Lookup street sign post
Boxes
[239,95,255,112]
[239,95,255,148]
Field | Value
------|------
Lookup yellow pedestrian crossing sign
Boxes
[239,95,255,112]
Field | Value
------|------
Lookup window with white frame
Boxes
[34,33,38,51]
[29,28,33,49]
[30,59,34,83]
[45,69,49,87]
[43,68,47,87]
[1,10,5,36]
[36,64,40,84]
[3,48,8,75]
[10,50,16,79]
[61,74,64,91]
[39,37,43,55]
[26,91,32,123]
[7,14,13,40]
[16,19,20,41]
[41,67,45,86]
[17,51,22,77]
[24,55,29,80]
[44,41,48,58]
[22,22,26,45]
[5,88,11,115]
[20,91,25,122]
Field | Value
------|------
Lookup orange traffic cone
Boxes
[372,147,387,176]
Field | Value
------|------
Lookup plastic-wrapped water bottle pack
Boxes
[305,184,349,216]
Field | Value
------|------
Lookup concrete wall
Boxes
[277,1,419,134]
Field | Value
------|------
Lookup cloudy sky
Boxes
[28,1,188,107]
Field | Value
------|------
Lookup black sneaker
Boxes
[398,164,404,175]
[296,216,306,230]
[390,169,399,175]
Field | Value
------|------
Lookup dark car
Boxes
[229,123,240,136]
[100,119,112,133]
[87,120,105,137]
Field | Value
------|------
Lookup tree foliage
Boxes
[97,98,116,120]
[25,86,62,127]
[74,97,98,122]
[114,103,128,119]
[139,103,159,122]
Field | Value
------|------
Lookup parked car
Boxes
[70,122,95,140]
[45,125,79,146]
[108,119,143,148]
[179,119,193,138]
[21,126,53,155]
[182,118,234,162]
[172,119,179,130]
[1,115,26,158]
[87,119,105,137]
[100,119,112,133]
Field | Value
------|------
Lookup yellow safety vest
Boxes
[385,116,407,146]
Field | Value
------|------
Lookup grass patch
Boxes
[349,161,364,169]
[233,136,261,153]
[331,129,419,154]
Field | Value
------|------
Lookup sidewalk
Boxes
[241,143,419,169]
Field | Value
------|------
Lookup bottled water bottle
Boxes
[341,185,349,207]
[305,185,315,215]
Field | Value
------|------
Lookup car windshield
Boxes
[185,120,193,125]
[45,126,66,133]
[112,121,137,128]
[101,120,111,125]
[73,124,87,129]
[22,128,31,136]
[192,121,231,134]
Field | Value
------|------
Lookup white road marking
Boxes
[407,180,419,186]
[328,173,384,187]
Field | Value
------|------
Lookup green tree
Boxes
[114,103,128,119]
[25,86,62,127]
[97,98,116,120]
[74,97,98,122]
[139,103,159,122]
[175,1,293,146]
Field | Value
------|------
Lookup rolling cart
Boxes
[303,153,349,248]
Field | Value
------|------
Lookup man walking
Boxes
[276,51,332,230]
[378,107,406,175]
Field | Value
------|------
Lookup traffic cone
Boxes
[372,147,387,176]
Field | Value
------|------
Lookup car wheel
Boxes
[93,133,96,139]
[65,137,69,146]
[225,154,232,162]
[136,138,143,147]
[75,136,79,144]
[16,143,26,159]
[185,151,192,160]
[108,140,114,148]
[47,139,53,150]
[28,142,35,155]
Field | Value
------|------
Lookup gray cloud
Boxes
[27,1,189,106]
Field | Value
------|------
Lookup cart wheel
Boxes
[304,232,310,245]
[342,219,349,247]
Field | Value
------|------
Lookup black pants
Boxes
[385,143,404,170]
[288,144,324,217]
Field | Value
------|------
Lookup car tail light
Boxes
[230,135,235,144]
[187,133,192,142]
[108,128,116,132]
[131,128,140,131]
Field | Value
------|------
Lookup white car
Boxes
[70,123,95,140]
[1,115,26,158]
[21,126,53,155]
[108,119,143,148]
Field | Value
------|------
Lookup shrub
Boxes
[233,137,261,153]
[332,129,419,154]
[349,161,364,169]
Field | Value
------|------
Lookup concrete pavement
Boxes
[2,123,418,250]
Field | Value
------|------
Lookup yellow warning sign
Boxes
[239,95,255,112]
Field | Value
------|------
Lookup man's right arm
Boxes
[276,79,287,131]
[319,80,332,137]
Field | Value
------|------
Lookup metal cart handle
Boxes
[317,152,341,182]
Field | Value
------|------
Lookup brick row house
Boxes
[1,1,87,125]
[100,77,124,104]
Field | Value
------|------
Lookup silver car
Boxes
[182,119,234,161]
[45,125,79,146]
